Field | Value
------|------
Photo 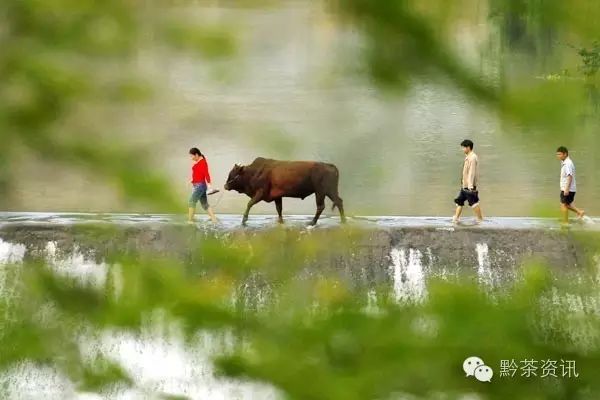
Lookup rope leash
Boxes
[209,189,226,210]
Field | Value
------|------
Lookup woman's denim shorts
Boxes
[189,183,209,210]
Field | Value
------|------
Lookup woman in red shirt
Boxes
[188,147,218,223]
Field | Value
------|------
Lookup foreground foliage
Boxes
[1,229,600,399]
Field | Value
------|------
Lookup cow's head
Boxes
[224,164,245,192]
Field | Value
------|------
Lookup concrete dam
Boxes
[1,213,598,295]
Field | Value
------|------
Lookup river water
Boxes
[6,2,599,217]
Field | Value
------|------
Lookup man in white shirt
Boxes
[556,146,585,223]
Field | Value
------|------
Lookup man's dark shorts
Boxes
[455,188,480,207]
[560,191,576,205]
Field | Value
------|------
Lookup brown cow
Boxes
[224,157,346,226]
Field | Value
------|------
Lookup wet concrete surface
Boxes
[1,212,599,230]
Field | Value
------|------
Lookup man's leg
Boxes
[560,203,569,224]
[473,204,483,223]
[453,190,466,223]
[453,205,463,223]
[566,204,585,218]
[188,206,196,222]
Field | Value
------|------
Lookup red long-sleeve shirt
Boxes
[191,158,211,184]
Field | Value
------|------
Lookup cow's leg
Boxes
[327,193,346,223]
[242,192,262,226]
[311,193,326,226]
[275,198,284,224]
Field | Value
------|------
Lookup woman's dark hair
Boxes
[460,139,474,149]
[556,146,568,155]
[189,147,204,157]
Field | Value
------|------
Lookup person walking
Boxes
[452,139,483,224]
[556,146,585,224]
[188,147,218,224]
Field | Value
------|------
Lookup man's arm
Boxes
[564,175,572,195]
[465,158,476,190]
[563,162,574,194]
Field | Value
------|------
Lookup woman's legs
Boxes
[188,206,196,222]
[188,186,200,222]
[189,183,218,223]
[199,187,218,223]
[207,206,218,223]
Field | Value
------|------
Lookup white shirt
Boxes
[560,157,577,192]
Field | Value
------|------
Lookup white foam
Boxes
[363,289,382,316]
[0,325,280,400]
[78,316,279,400]
[45,242,108,288]
[0,239,26,264]
[476,243,493,287]
[390,248,426,302]
[0,243,279,399]
[0,239,26,300]
[0,362,76,400]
